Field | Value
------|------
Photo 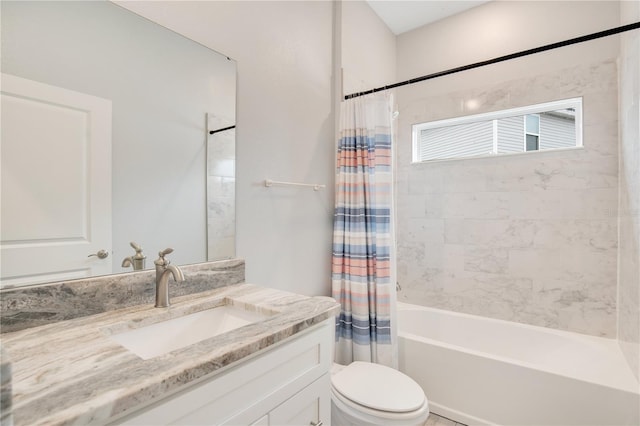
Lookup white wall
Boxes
[116,1,335,296]
[340,0,396,96]
[397,0,621,82]
[394,1,621,337]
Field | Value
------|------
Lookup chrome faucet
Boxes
[154,248,185,308]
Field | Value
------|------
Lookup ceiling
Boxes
[366,0,491,35]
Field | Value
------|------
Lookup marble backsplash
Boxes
[395,58,619,337]
[0,346,11,426]
[0,259,245,333]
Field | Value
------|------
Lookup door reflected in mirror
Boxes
[0,1,236,288]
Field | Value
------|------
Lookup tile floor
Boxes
[425,413,467,426]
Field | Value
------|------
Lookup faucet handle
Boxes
[159,248,174,258]
[155,248,174,266]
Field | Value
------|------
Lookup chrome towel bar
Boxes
[264,179,326,191]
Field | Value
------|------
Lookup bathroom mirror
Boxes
[0,1,236,288]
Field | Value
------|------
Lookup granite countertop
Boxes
[1,283,340,426]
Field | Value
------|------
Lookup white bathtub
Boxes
[397,302,640,426]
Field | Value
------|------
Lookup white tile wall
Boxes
[396,59,619,337]
[207,116,236,261]
[618,1,640,381]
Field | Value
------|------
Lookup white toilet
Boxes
[330,361,430,425]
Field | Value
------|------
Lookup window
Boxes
[525,114,540,151]
[412,98,582,163]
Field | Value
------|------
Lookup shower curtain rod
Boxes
[209,125,236,135]
[344,21,640,100]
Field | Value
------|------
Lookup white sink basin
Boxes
[110,306,269,360]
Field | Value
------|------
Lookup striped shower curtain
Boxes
[332,92,396,367]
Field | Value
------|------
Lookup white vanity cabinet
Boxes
[111,319,333,426]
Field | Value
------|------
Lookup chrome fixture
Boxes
[122,241,146,271]
[264,178,326,191]
[154,248,185,308]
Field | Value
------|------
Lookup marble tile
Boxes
[509,247,616,286]
[582,121,621,157]
[484,160,560,193]
[408,167,444,194]
[443,192,509,219]
[207,199,235,233]
[208,157,235,178]
[618,212,640,353]
[207,176,236,198]
[464,246,509,274]
[397,280,432,305]
[508,188,617,220]
[397,240,427,265]
[397,194,430,218]
[618,6,640,381]
[527,154,618,191]
[207,236,235,261]
[207,132,235,164]
[558,299,617,338]
[532,218,617,251]
[531,278,616,336]
[414,270,535,324]
[456,272,533,319]
[462,219,537,248]
[398,61,617,135]
[422,193,444,219]
[398,218,445,244]
[441,164,489,193]
[444,219,465,244]
[395,57,620,337]
[442,244,466,271]
[395,170,410,195]
[206,185,235,262]
[0,346,12,426]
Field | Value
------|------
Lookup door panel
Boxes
[1,74,112,287]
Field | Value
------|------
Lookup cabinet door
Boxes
[269,374,330,426]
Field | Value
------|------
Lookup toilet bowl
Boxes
[330,361,430,425]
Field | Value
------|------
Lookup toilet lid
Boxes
[331,361,425,413]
